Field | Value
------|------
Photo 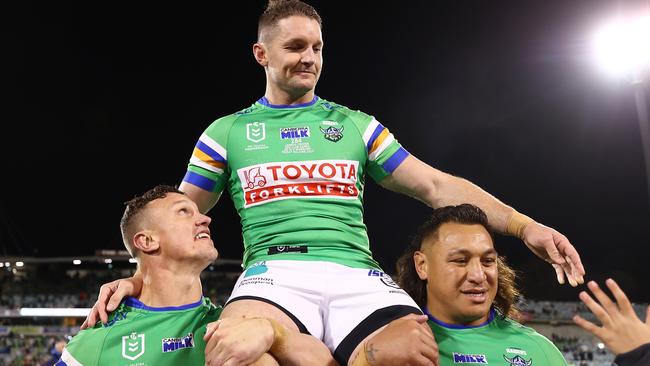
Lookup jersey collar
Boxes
[124,296,204,312]
[423,307,496,329]
[257,95,319,109]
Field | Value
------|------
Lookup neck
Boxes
[137,262,203,307]
[264,84,315,106]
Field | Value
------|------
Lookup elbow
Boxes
[413,177,440,208]
[423,171,457,208]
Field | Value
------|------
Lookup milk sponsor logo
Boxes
[162,333,194,353]
[237,160,359,207]
[452,353,488,364]
[280,127,310,139]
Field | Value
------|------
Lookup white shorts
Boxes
[226,260,421,364]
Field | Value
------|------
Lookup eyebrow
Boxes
[283,38,323,46]
[446,248,497,257]
[170,199,191,207]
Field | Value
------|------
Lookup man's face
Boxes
[146,193,217,266]
[260,15,323,96]
[415,222,498,326]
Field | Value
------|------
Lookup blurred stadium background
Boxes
[1,253,646,365]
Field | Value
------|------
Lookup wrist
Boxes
[505,211,534,239]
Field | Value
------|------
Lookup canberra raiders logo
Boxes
[319,125,344,142]
[503,355,533,366]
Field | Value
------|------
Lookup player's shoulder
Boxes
[72,303,134,341]
[63,311,127,361]
[203,102,266,133]
[496,316,538,334]
[496,316,560,349]
[318,97,377,137]
[63,303,147,365]
[321,98,372,120]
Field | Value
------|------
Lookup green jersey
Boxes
[57,297,221,366]
[427,309,567,366]
[183,96,409,269]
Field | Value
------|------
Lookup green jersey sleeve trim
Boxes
[333,105,410,182]
[183,113,239,193]
[58,348,84,366]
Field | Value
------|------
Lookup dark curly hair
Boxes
[120,185,184,258]
[396,204,520,319]
[258,0,322,42]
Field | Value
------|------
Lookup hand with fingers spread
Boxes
[573,279,650,355]
[80,275,143,329]
[520,221,585,287]
[352,314,438,366]
[203,317,277,366]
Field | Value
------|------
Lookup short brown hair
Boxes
[258,0,322,42]
[396,204,521,319]
[120,185,184,258]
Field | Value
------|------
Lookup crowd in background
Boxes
[0,267,646,365]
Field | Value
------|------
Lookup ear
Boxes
[253,42,268,67]
[413,251,429,281]
[133,231,160,254]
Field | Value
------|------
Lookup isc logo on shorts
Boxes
[368,269,401,289]
[237,160,360,208]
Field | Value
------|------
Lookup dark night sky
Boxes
[2,1,649,302]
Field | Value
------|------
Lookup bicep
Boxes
[179,181,221,214]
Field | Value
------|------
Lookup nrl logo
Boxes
[122,332,145,361]
[503,355,533,366]
[246,122,266,143]
[319,125,344,142]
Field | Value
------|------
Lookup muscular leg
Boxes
[221,299,301,332]
[221,299,336,366]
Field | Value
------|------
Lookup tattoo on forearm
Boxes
[366,343,378,362]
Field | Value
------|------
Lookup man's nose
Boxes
[197,213,211,226]
[466,260,487,283]
[301,48,316,65]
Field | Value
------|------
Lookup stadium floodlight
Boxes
[128,258,137,263]
[73,259,82,265]
[15,262,24,267]
[20,307,91,317]
[0,263,3,268]
[593,14,650,202]
[4,262,9,267]
[104,258,113,264]
[593,16,650,79]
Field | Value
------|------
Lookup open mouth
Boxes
[194,232,211,240]
[461,289,488,302]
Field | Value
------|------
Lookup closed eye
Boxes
[482,257,496,266]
